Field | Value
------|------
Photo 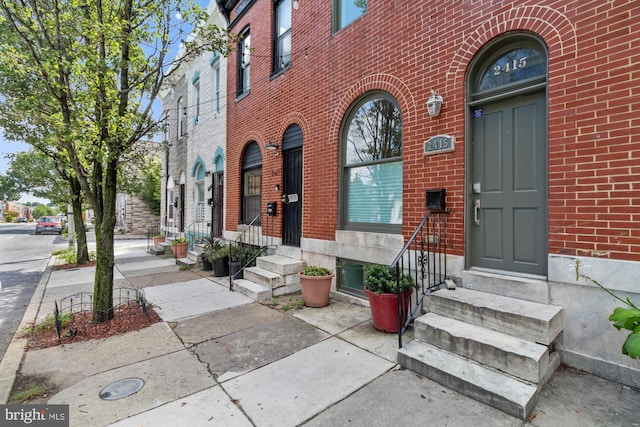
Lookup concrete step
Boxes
[256,255,305,276]
[149,246,165,255]
[176,257,196,269]
[187,250,201,264]
[428,288,564,345]
[461,270,550,303]
[232,279,272,301]
[415,313,550,383]
[243,266,284,289]
[398,340,540,420]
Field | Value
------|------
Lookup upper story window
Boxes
[177,97,186,138]
[333,0,367,33]
[273,0,292,73]
[162,112,169,142]
[211,57,221,114]
[238,28,251,96]
[340,92,403,232]
[193,72,200,125]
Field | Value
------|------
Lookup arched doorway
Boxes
[241,142,262,224]
[281,124,303,246]
[467,34,548,276]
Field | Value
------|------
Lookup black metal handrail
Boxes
[390,210,450,348]
[228,212,276,290]
[184,220,211,250]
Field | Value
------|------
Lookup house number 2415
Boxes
[493,57,527,75]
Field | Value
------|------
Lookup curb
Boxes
[0,258,53,404]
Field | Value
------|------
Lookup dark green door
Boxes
[471,92,547,275]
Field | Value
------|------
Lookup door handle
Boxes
[474,199,481,225]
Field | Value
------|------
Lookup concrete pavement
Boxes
[1,238,639,426]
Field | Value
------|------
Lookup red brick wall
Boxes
[225,1,640,261]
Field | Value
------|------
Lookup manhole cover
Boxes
[99,378,145,400]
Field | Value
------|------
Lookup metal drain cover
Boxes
[99,378,145,400]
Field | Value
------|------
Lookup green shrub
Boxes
[363,263,416,295]
[301,265,331,276]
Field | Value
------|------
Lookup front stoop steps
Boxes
[233,255,305,301]
[398,287,564,420]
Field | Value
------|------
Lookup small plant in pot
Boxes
[153,235,165,246]
[363,263,417,333]
[298,265,334,308]
[208,244,231,277]
[171,237,189,258]
[200,238,223,272]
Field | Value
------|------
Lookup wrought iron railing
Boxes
[184,220,211,250]
[228,212,276,290]
[146,224,161,253]
[390,210,450,348]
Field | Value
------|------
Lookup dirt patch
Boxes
[9,374,57,404]
[51,260,97,271]
[19,302,162,350]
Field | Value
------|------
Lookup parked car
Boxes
[35,216,63,235]
[17,217,27,223]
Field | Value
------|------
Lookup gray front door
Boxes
[471,92,547,275]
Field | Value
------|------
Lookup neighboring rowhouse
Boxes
[216,0,640,399]
[159,1,228,240]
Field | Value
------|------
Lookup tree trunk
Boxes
[70,178,89,265]
[92,162,118,323]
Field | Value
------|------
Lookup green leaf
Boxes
[609,307,640,331]
[622,332,640,359]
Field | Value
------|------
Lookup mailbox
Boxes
[426,189,446,210]
[267,202,277,216]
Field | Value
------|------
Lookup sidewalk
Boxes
[1,239,639,426]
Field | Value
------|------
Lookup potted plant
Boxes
[298,265,334,307]
[229,244,265,279]
[363,263,417,333]
[208,244,230,277]
[171,237,189,259]
[153,235,165,246]
[201,238,223,272]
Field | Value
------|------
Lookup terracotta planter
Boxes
[299,273,334,307]
[153,236,165,246]
[364,288,412,333]
[172,242,188,258]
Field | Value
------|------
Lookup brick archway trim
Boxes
[328,73,417,143]
[446,5,577,89]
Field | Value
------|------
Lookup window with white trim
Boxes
[340,92,402,232]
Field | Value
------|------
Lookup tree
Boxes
[32,204,55,219]
[138,157,162,216]
[0,174,20,201]
[0,0,236,322]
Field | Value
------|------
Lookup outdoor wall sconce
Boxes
[427,90,443,117]
[265,142,279,154]
[293,0,299,10]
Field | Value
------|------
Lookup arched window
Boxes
[241,142,262,224]
[472,38,547,98]
[194,162,206,221]
[340,92,402,232]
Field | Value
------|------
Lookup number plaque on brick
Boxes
[424,135,455,155]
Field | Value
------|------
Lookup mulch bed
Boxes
[20,302,162,350]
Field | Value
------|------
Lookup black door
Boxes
[211,172,224,237]
[283,147,302,246]
[282,125,303,246]
[179,183,185,232]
